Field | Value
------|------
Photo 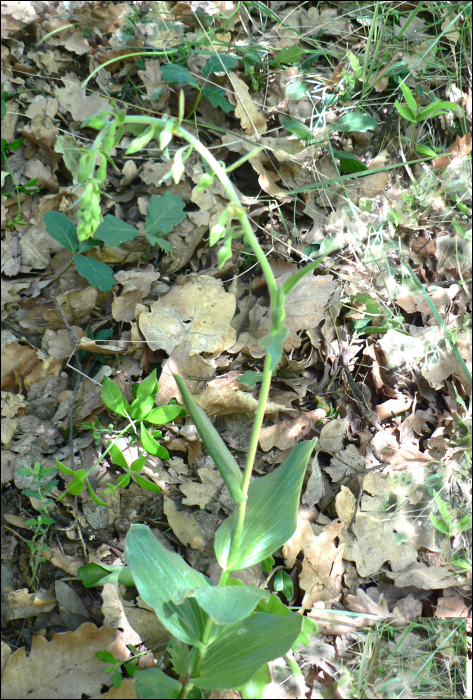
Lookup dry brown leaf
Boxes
[1,622,130,699]
[139,276,236,356]
[180,468,225,509]
[339,472,435,578]
[1,343,41,392]
[432,132,472,171]
[259,413,316,452]
[299,519,345,605]
[435,595,468,617]
[112,265,160,322]
[163,495,203,549]
[196,383,286,417]
[385,562,463,589]
[228,72,267,136]
[249,156,291,198]
[55,75,112,121]
[157,341,216,405]
[317,419,346,454]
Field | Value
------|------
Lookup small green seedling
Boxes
[82,417,115,445]
[56,369,184,506]
[1,84,42,226]
[16,462,58,587]
[429,490,472,537]
[395,82,457,125]
[96,646,142,689]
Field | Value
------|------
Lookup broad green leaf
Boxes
[55,458,75,476]
[332,112,378,132]
[399,83,418,116]
[136,369,158,398]
[94,215,139,246]
[271,46,305,65]
[261,555,275,573]
[116,473,131,489]
[330,148,368,174]
[237,663,271,700]
[144,232,173,252]
[394,101,416,123]
[133,667,182,699]
[453,514,472,534]
[415,144,438,157]
[67,477,86,496]
[429,514,450,535]
[129,394,156,421]
[134,473,162,493]
[78,562,135,588]
[215,439,316,571]
[202,85,234,113]
[73,254,116,292]
[44,212,79,253]
[432,490,452,526]
[141,422,169,459]
[145,404,185,425]
[174,374,245,504]
[192,612,302,690]
[130,457,146,472]
[238,370,264,387]
[258,325,289,372]
[281,256,326,296]
[274,569,294,601]
[171,585,269,625]
[87,480,108,506]
[256,592,291,616]
[125,524,214,645]
[283,118,314,142]
[285,80,308,100]
[145,192,186,237]
[109,443,128,469]
[418,101,457,120]
[346,50,363,80]
[101,376,128,417]
[169,639,189,676]
[160,64,199,88]
[202,54,238,76]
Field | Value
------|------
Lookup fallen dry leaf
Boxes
[139,276,236,356]
[163,495,203,549]
[228,72,267,136]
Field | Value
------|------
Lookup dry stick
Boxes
[346,453,389,539]
[338,324,382,431]
[50,295,83,470]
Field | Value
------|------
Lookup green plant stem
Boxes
[118,116,278,301]
[121,115,281,565]
[179,681,194,699]
[228,352,274,563]
[119,117,282,691]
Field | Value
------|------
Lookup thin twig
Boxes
[50,295,84,469]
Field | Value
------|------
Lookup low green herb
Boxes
[56,369,184,506]
[395,82,457,126]
[1,84,42,226]
[429,490,472,537]
[43,189,184,292]
[16,462,58,587]
[96,646,143,689]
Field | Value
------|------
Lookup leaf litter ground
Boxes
[1,1,471,698]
